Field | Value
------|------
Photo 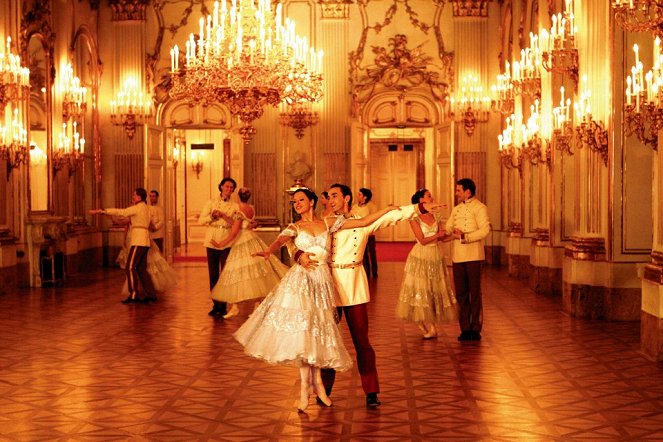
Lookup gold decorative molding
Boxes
[564,236,606,261]
[451,0,489,17]
[350,1,453,118]
[644,251,663,285]
[532,228,550,246]
[319,0,353,19]
[507,222,523,237]
[109,0,148,22]
[19,0,56,85]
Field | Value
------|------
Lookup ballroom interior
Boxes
[2,0,663,439]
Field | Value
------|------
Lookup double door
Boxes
[369,140,423,241]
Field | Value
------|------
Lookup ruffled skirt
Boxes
[396,243,457,323]
[234,264,352,371]
[211,230,290,303]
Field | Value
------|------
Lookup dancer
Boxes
[396,188,456,339]
[295,183,442,408]
[234,188,399,412]
[90,188,156,303]
[319,191,334,217]
[210,187,289,319]
[445,178,490,341]
[351,188,378,278]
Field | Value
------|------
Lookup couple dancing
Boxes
[234,184,439,411]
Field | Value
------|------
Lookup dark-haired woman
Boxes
[395,189,457,338]
[210,187,289,318]
[234,188,398,412]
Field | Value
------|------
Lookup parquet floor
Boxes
[2,262,663,441]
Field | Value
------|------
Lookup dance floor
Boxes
[1,262,663,440]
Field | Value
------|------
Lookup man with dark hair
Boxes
[90,187,156,304]
[149,190,165,252]
[352,187,379,277]
[199,177,242,317]
[296,183,440,408]
[445,178,490,341]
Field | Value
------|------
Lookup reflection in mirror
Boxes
[27,34,50,213]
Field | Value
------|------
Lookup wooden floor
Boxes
[2,262,663,441]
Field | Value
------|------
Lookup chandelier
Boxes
[0,37,30,110]
[0,106,28,178]
[61,63,87,121]
[540,3,579,87]
[169,0,324,142]
[110,77,152,140]
[449,74,491,136]
[624,38,662,149]
[280,102,319,138]
[53,121,85,178]
[612,0,663,35]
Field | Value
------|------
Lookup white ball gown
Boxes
[233,217,353,371]
[211,215,289,303]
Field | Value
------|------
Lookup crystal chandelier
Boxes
[0,37,30,110]
[169,0,324,142]
[110,77,153,140]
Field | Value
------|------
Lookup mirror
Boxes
[26,33,52,213]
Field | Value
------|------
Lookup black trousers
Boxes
[452,261,483,333]
[206,247,231,312]
[126,245,155,300]
[362,235,378,277]
[153,238,164,253]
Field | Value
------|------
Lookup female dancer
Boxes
[234,188,398,411]
[210,188,289,318]
[396,188,457,338]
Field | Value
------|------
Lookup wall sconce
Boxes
[450,74,491,136]
[280,102,319,139]
[29,142,47,166]
[0,107,28,178]
[540,5,579,87]
[0,37,30,110]
[574,76,608,165]
[623,39,663,148]
[110,77,152,140]
[60,63,87,121]
[552,85,574,156]
[53,121,85,178]
[521,100,551,167]
[510,33,542,98]
[498,114,524,174]
[613,0,663,35]
[190,150,204,179]
[173,132,185,169]
[491,68,515,115]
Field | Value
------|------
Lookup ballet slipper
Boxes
[418,322,429,336]
[312,368,332,407]
[423,323,438,339]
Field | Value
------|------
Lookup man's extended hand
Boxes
[298,252,318,270]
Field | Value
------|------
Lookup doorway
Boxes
[369,139,424,241]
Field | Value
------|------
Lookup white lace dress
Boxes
[211,214,289,303]
[396,216,457,323]
[233,217,353,370]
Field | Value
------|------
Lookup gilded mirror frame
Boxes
[20,0,56,215]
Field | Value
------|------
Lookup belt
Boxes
[330,260,363,269]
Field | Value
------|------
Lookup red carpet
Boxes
[375,241,414,262]
[174,242,414,263]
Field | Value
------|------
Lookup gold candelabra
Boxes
[522,100,551,167]
[623,38,663,149]
[169,0,324,142]
[450,74,491,136]
[612,0,663,35]
[110,77,152,140]
[574,75,609,164]
[280,102,319,138]
[0,37,30,110]
[540,5,579,87]
[0,106,28,178]
[552,85,574,156]
[190,150,204,178]
[60,63,87,121]
[510,34,543,98]
[491,69,515,115]
[53,121,85,178]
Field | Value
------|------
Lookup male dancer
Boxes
[296,183,440,408]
